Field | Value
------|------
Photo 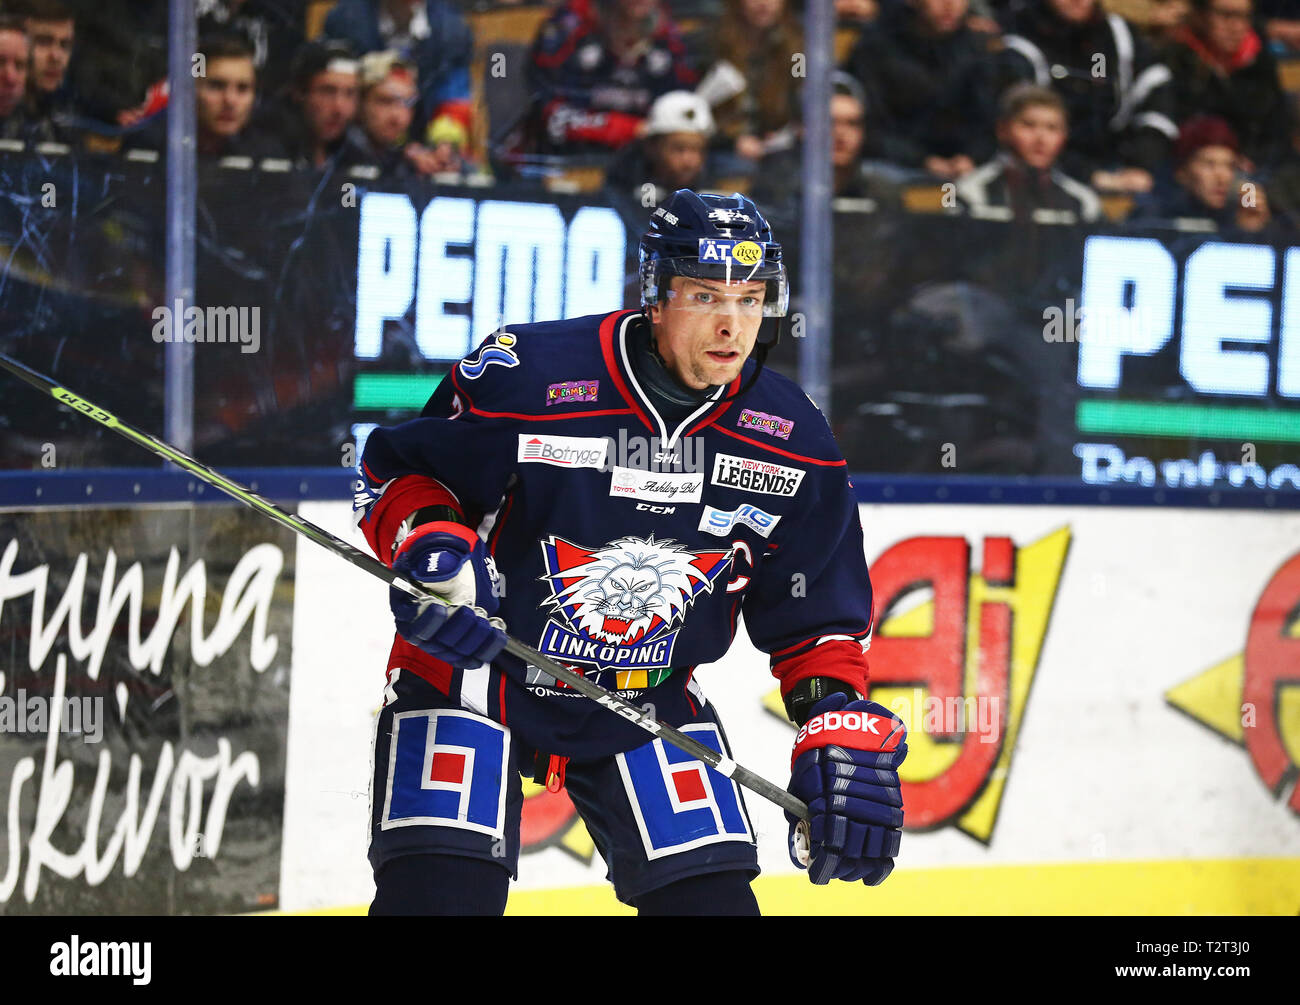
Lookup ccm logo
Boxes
[795,710,880,745]
[597,694,663,733]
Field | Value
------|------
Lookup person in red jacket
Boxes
[526,0,697,155]
[1164,0,1292,170]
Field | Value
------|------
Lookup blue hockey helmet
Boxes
[639,190,789,317]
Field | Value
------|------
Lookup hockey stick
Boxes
[0,352,809,822]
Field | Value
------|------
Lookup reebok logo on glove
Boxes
[791,705,904,770]
[795,710,880,745]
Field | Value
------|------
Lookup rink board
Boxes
[278,502,1300,915]
[2,499,1298,914]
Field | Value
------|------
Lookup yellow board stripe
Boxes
[260,856,1300,916]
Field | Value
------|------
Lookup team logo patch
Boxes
[737,408,793,440]
[381,710,509,836]
[546,380,599,406]
[698,502,781,539]
[536,534,732,680]
[617,723,753,859]
[698,239,765,268]
[460,331,519,379]
[710,453,805,497]
[609,466,703,503]
[518,433,609,469]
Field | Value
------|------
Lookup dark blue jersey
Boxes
[357,309,873,758]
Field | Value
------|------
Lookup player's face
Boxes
[999,104,1067,170]
[650,277,767,390]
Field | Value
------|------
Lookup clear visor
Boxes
[640,258,789,317]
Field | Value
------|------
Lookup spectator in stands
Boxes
[606,90,713,205]
[197,0,306,98]
[843,0,998,180]
[0,14,36,142]
[956,83,1102,221]
[701,0,803,173]
[260,40,361,170]
[121,31,268,158]
[836,0,880,24]
[21,1,74,122]
[1163,0,1289,169]
[998,0,1178,193]
[527,0,696,155]
[342,50,466,177]
[1131,114,1273,230]
[195,34,261,158]
[324,0,473,153]
[752,73,906,218]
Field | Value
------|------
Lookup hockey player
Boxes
[355,190,907,915]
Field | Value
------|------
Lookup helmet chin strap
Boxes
[718,314,782,406]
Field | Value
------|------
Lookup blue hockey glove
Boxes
[786,692,908,886]
[390,522,508,669]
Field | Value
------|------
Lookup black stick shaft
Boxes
[0,352,807,821]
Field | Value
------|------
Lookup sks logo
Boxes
[766,530,1071,840]
[1166,552,1300,813]
[536,535,731,689]
[459,331,519,379]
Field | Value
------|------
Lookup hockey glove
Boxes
[390,523,508,669]
[786,693,907,886]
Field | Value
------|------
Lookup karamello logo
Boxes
[50,937,151,985]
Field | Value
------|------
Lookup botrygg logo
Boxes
[517,434,609,469]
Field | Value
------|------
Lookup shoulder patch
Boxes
[460,331,520,380]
